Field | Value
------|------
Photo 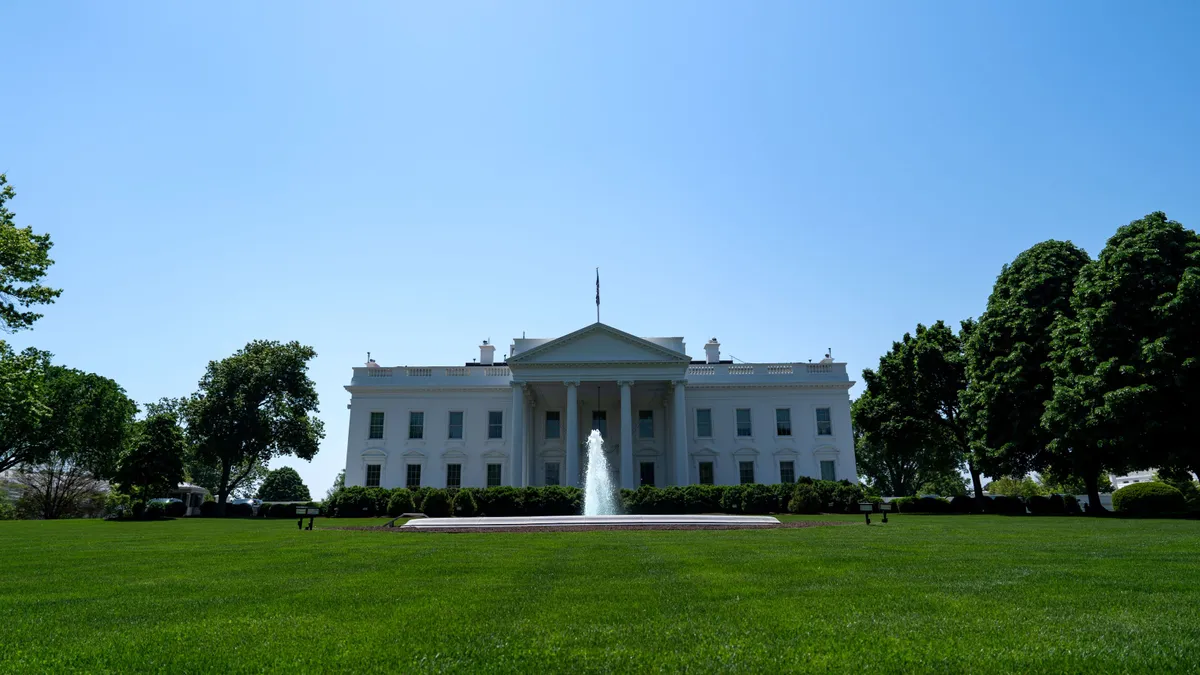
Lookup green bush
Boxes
[452,489,478,517]
[718,484,748,513]
[0,498,15,521]
[164,500,187,518]
[1025,494,1065,515]
[983,495,1026,515]
[144,502,166,520]
[420,489,451,518]
[198,501,219,517]
[740,484,779,514]
[895,496,951,514]
[226,502,254,518]
[1112,482,1187,515]
[386,488,415,517]
[104,492,133,519]
[266,502,299,518]
[1064,495,1082,514]
[788,482,822,514]
[949,495,978,513]
[478,486,523,516]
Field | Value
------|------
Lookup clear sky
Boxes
[5,1,1199,494]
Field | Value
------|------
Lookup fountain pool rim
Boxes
[400,514,780,530]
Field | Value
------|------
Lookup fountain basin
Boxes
[400,514,780,531]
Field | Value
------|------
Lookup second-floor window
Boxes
[736,408,752,437]
[545,411,561,439]
[638,410,654,438]
[696,409,713,438]
[776,408,792,436]
[448,411,464,439]
[368,412,385,439]
[816,407,833,436]
[488,411,504,439]
[408,411,424,439]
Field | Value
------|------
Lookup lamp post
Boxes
[858,501,874,525]
[879,501,892,524]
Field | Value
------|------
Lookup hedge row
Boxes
[326,479,871,518]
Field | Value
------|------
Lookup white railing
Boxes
[766,365,793,375]
[445,367,469,376]
[484,367,510,377]
[728,365,755,375]
[688,365,715,376]
[805,363,832,374]
[366,368,393,377]
[407,368,432,377]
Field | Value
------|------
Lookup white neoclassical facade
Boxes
[343,323,857,491]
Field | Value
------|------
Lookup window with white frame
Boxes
[776,408,792,436]
[699,461,714,485]
[779,460,795,484]
[739,461,755,484]
[816,407,833,436]
[545,411,560,440]
[486,463,502,487]
[406,463,421,489]
[488,411,503,439]
[736,408,752,437]
[446,463,462,488]
[820,459,836,481]
[638,410,654,438]
[448,411,464,440]
[368,412,385,439]
[365,464,381,487]
[408,411,424,439]
[545,462,561,486]
[696,409,713,438]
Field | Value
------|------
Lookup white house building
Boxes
[343,323,856,491]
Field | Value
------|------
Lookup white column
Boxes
[565,381,579,487]
[673,380,688,485]
[511,383,525,487]
[620,380,634,489]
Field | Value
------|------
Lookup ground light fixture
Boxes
[879,501,892,523]
[859,501,874,525]
[296,506,319,530]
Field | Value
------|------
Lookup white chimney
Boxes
[480,340,495,366]
[704,338,721,364]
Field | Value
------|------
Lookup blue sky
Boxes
[5,1,1199,493]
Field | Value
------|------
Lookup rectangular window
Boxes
[820,460,836,482]
[739,461,755,485]
[591,410,607,437]
[699,461,714,485]
[736,408,753,437]
[640,461,655,487]
[368,412,385,439]
[545,462,560,486]
[696,409,713,438]
[408,411,424,439]
[446,463,462,489]
[448,411,464,440]
[488,411,504,439]
[486,463,502,487]
[638,410,654,438]
[545,411,561,440]
[816,407,833,436]
[776,408,792,436]
[406,464,421,489]
[780,461,795,484]
[365,464,381,488]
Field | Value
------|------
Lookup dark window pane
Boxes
[545,411,560,439]
[739,461,755,484]
[369,412,385,439]
[448,411,464,439]
[776,408,792,436]
[545,462,560,486]
[446,463,461,488]
[487,463,502,487]
[699,462,714,485]
[696,409,712,437]
[406,464,421,489]
[736,409,752,437]
[640,461,655,487]
[488,411,504,439]
[409,411,424,439]
[780,461,795,484]
[366,464,381,488]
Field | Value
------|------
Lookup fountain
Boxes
[582,429,617,516]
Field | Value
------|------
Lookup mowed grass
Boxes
[1,515,1198,673]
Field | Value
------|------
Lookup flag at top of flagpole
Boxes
[595,268,600,322]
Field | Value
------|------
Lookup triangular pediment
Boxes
[509,323,689,365]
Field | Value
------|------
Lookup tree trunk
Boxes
[1084,470,1107,516]
[967,458,984,510]
[216,460,232,516]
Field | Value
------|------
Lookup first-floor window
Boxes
[446,463,462,488]
[545,462,561,486]
[780,461,795,484]
[820,459,836,482]
[365,464,381,487]
[699,461,714,485]
[406,463,422,489]
[487,463,502,487]
[816,407,833,436]
[739,461,755,484]
[488,411,504,439]
[640,461,655,487]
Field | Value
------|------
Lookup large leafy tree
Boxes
[187,340,324,511]
[910,319,983,500]
[1045,213,1200,507]
[852,327,962,496]
[114,413,186,500]
[963,240,1092,479]
[0,174,62,332]
[257,466,311,501]
[0,342,52,473]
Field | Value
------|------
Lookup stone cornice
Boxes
[508,322,690,365]
[685,382,856,391]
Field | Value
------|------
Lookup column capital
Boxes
[563,380,580,388]
[670,379,688,387]
[617,379,635,388]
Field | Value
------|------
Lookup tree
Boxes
[963,240,1092,479]
[0,342,52,473]
[257,466,311,501]
[0,174,62,332]
[186,340,325,512]
[917,471,968,497]
[325,470,344,502]
[1038,470,1113,495]
[1044,214,1200,510]
[114,413,186,501]
[984,475,1046,499]
[14,452,107,519]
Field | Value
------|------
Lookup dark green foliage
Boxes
[143,502,166,520]
[894,496,952,514]
[983,495,1026,515]
[257,467,311,502]
[226,502,253,518]
[115,413,186,501]
[477,486,523,516]
[164,501,186,518]
[420,490,450,518]
[1026,495,1066,515]
[1064,495,1082,514]
[452,489,477,517]
[267,502,300,518]
[0,342,52,474]
[0,174,63,332]
[788,482,822,514]
[386,488,415,517]
[949,495,978,513]
[198,501,219,517]
[1112,482,1187,515]
[716,483,778,514]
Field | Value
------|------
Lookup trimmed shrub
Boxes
[165,500,187,518]
[479,486,523,517]
[452,489,478,517]
[267,502,300,518]
[1112,482,1187,515]
[984,495,1026,515]
[199,501,219,517]
[144,502,166,520]
[895,496,951,514]
[740,483,779,514]
[1026,494,1066,515]
[788,482,822,514]
[1064,495,1082,515]
[719,485,748,514]
[386,488,416,517]
[227,502,254,518]
[949,495,978,513]
[420,489,451,518]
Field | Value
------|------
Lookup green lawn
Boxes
[2,515,1197,673]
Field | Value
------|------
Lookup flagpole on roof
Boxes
[595,267,600,323]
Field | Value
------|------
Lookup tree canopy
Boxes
[257,466,311,502]
[0,342,52,473]
[115,413,187,500]
[0,174,62,332]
